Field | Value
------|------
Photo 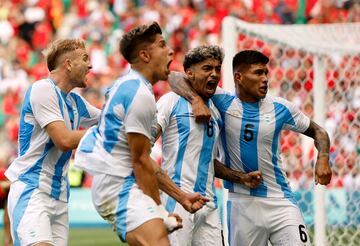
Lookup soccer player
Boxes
[169,50,332,246]
[155,45,262,246]
[74,22,207,246]
[5,38,100,246]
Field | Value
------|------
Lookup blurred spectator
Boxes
[0,0,358,191]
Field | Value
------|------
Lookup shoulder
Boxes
[31,79,54,93]
[157,92,180,103]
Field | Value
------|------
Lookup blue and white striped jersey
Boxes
[5,78,100,202]
[213,87,310,202]
[157,92,223,211]
[75,69,157,177]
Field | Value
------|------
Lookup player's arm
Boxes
[151,159,208,213]
[302,120,332,185]
[45,121,86,151]
[214,159,262,188]
[168,71,211,123]
[151,124,208,213]
[128,132,161,204]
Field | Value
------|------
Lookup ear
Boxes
[185,68,195,81]
[139,49,150,63]
[65,58,72,72]
[234,71,242,84]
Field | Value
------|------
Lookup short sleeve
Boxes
[124,91,156,140]
[30,81,64,128]
[156,92,179,133]
[70,92,100,129]
[276,98,310,133]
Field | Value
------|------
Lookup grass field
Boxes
[0,228,128,246]
[1,227,359,245]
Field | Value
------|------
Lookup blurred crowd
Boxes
[0,0,359,191]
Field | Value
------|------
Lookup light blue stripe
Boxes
[103,80,140,153]
[61,91,74,129]
[116,175,135,241]
[70,93,91,128]
[79,127,99,153]
[240,102,267,197]
[19,140,54,186]
[51,150,72,199]
[227,200,232,246]
[19,86,34,156]
[194,120,216,196]
[211,95,234,191]
[54,89,64,117]
[12,185,36,246]
[211,177,217,208]
[171,97,190,187]
[165,196,177,213]
[273,102,297,204]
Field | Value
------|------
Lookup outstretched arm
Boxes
[168,71,211,123]
[303,120,332,185]
[214,159,262,188]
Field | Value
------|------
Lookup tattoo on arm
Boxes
[168,71,199,103]
[214,159,242,183]
[303,120,330,156]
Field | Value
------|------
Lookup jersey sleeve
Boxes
[124,91,156,140]
[280,98,310,133]
[212,87,236,114]
[30,81,64,128]
[156,92,178,133]
[70,93,101,129]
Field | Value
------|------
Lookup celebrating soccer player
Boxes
[170,49,332,246]
[74,22,208,246]
[5,39,100,246]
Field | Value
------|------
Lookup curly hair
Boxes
[183,45,224,71]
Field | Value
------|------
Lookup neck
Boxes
[131,64,156,85]
[49,70,73,93]
[236,90,259,103]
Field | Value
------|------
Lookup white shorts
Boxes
[227,193,310,246]
[91,173,163,242]
[167,201,222,246]
[7,180,68,246]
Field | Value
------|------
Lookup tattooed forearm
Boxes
[303,120,330,155]
[214,159,243,184]
[168,71,198,103]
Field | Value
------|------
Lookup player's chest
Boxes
[224,109,280,143]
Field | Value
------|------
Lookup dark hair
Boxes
[232,50,269,73]
[44,39,85,71]
[120,22,162,63]
[183,45,224,71]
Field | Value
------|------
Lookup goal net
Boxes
[221,17,360,246]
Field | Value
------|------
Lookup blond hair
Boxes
[43,38,85,71]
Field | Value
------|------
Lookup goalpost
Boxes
[221,16,360,246]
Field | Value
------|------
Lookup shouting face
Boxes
[186,58,221,100]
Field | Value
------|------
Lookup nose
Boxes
[210,69,220,79]
[168,47,174,57]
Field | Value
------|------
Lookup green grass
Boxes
[0,228,128,246]
[1,227,359,245]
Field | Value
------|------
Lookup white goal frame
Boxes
[221,16,360,246]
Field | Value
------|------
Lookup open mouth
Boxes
[207,80,218,88]
[259,86,268,93]
[167,60,172,70]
